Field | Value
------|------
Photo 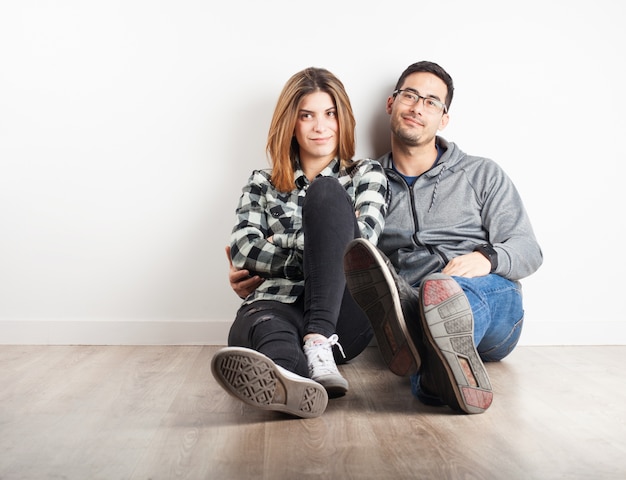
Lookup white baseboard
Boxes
[0,319,625,346]
[0,319,232,345]
[518,320,626,346]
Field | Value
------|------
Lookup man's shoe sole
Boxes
[419,274,493,414]
[211,347,328,418]
[343,239,420,376]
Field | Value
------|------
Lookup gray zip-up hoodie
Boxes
[377,136,543,287]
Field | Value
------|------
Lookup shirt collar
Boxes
[294,157,340,188]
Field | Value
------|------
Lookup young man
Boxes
[229,61,543,415]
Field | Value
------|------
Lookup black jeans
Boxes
[228,177,374,378]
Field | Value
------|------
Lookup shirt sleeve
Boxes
[353,159,388,245]
[229,171,303,280]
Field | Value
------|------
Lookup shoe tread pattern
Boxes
[421,275,493,414]
[344,241,418,376]
[213,350,327,418]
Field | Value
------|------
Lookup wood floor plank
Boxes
[1,345,625,479]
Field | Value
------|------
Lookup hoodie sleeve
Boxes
[477,159,543,280]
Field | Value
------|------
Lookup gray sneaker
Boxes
[343,238,422,376]
[303,334,349,398]
[419,273,493,414]
[211,346,328,418]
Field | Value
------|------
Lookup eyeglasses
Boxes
[393,89,447,114]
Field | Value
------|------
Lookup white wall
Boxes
[1,0,624,345]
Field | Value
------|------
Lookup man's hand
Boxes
[226,246,264,299]
[441,252,491,278]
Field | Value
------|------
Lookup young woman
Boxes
[211,67,387,418]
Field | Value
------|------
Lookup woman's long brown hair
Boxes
[266,67,356,192]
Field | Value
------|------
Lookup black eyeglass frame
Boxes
[393,89,448,114]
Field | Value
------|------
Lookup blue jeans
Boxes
[454,274,524,361]
[410,274,524,399]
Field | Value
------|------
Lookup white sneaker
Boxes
[303,334,349,397]
[211,346,328,418]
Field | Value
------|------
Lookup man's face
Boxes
[387,71,449,147]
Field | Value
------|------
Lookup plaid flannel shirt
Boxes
[230,157,387,305]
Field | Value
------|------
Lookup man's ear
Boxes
[438,112,450,131]
[385,96,394,114]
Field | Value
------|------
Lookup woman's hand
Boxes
[225,246,264,299]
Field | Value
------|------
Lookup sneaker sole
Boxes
[211,347,328,419]
[343,239,420,376]
[419,274,493,414]
[314,374,348,398]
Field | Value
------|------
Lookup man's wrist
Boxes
[473,244,498,273]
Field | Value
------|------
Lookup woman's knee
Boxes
[304,177,349,210]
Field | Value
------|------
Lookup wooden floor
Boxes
[0,345,625,480]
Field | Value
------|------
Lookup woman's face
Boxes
[293,91,338,165]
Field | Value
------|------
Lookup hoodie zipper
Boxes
[392,169,450,268]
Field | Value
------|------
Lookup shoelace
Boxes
[325,334,346,359]
[306,334,346,375]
